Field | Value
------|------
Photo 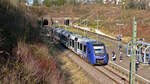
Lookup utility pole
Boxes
[130,17,137,84]
[77,19,82,34]
[83,20,85,36]
[95,19,100,43]
[97,19,99,42]
[85,19,88,37]
[83,19,87,36]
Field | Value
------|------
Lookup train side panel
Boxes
[86,42,95,64]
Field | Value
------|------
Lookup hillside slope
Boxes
[42,3,150,42]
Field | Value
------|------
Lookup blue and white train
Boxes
[51,27,109,65]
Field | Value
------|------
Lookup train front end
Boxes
[87,42,109,65]
[93,43,108,65]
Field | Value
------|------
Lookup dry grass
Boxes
[59,53,94,84]
[0,40,65,84]
[36,3,150,42]
[72,4,150,42]
[0,1,66,84]
[16,41,65,84]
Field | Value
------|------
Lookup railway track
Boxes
[67,49,129,84]
[95,66,121,84]
[95,66,129,84]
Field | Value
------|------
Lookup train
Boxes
[51,27,109,65]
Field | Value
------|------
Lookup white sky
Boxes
[28,0,44,4]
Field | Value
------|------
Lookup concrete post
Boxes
[130,17,137,84]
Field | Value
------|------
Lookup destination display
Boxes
[93,46,104,49]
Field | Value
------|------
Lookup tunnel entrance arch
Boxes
[43,19,48,25]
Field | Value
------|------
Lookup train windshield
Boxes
[93,46,105,56]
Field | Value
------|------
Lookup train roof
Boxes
[52,27,104,45]
[62,30,72,37]
[77,36,97,43]
[79,37,104,45]
[70,33,81,39]
[77,37,88,42]
[91,41,104,45]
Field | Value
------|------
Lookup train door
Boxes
[86,42,91,63]
[74,38,78,53]
[86,42,95,64]
[67,35,70,47]
[83,45,87,58]
[72,40,74,50]
[77,42,80,54]
[87,46,91,63]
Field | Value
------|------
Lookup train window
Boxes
[78,42,80,49]
[72,40,74,47]
[63,36,66,41]
[64,36,65,41]
[93,46,105,56]
[65,37,67,42]
[75,38,78,41]
[80,43,82,50]
[84,45,86,52]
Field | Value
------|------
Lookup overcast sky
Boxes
[28,0,44,4]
